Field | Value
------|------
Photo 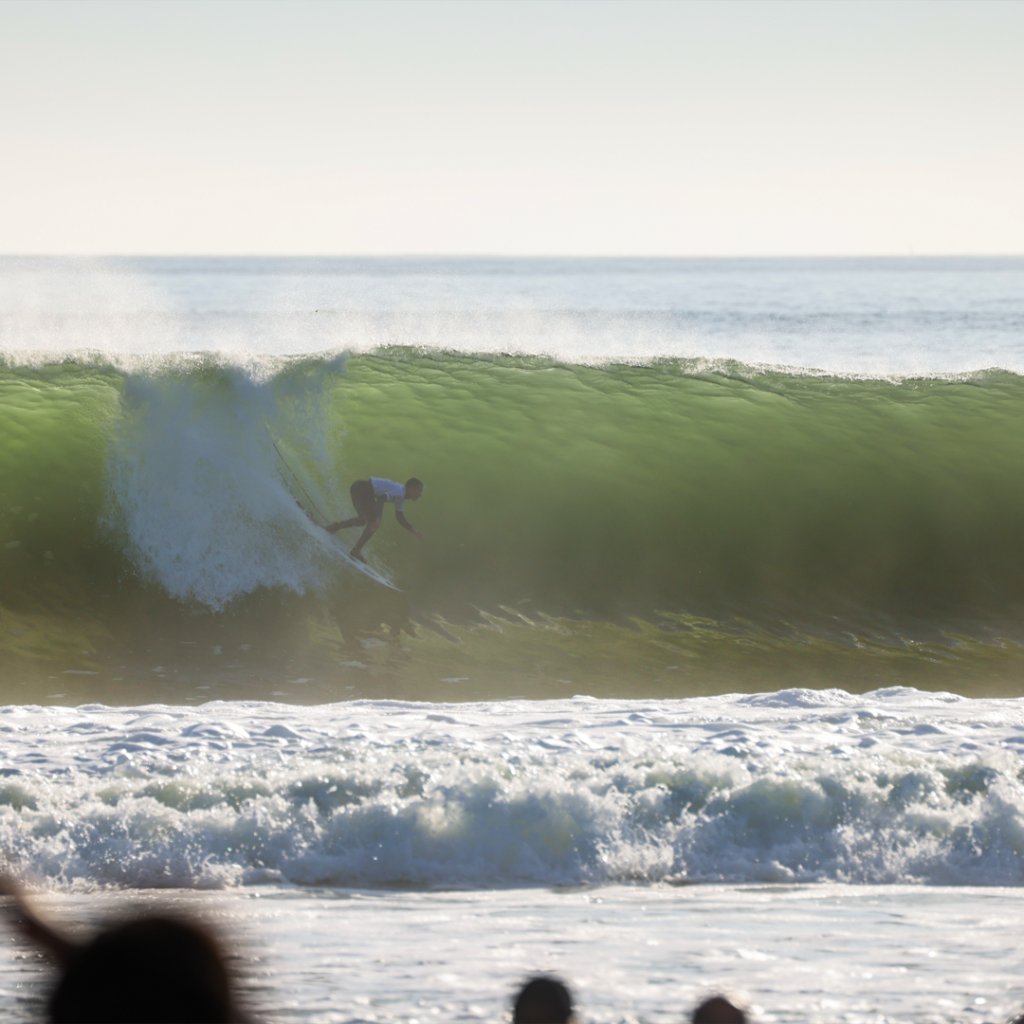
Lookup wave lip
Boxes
[3,690,1024,890]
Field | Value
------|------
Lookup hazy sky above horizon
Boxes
[1,0,1022,256]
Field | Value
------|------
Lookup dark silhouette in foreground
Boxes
[513,975,574,1023]
[693,995,747,1024]
[0,874,245,1023]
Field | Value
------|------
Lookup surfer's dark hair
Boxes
[406,478,423,491]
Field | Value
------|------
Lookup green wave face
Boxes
[0,360,121,583]
[4,350,1024,702]
[348,354,1024,619]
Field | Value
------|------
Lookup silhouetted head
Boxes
[513,975,573,1024]
[49,915,239,1023]
[405,478,424,500]
[692,995,747,1024]
[1,874,244,1023]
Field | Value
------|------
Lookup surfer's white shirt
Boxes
[370,477,406,512]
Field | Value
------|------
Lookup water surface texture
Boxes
[3,257,1024,699]
[2,257,1024,1023]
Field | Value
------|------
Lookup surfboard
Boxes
[320,523,402,591]
[269,432,401,591]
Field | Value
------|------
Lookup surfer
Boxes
[325,477,424,562]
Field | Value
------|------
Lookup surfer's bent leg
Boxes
[326,479,375,533]
[351,497,385,561]
[326,516,364,533]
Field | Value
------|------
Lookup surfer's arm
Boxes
[396,511,423,539]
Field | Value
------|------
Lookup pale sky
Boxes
[1,0,1021,256]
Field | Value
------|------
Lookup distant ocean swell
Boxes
[2,692,1024,890]
[3,349,1024,697]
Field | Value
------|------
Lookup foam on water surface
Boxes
[2,884,1023,1024]
[3,689,1024,890]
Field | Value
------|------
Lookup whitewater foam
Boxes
[3,689,1024,890]
[100,355,393,607]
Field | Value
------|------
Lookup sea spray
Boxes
[104,360,354,608]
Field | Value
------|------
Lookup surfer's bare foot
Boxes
[350,549,367,563]
[325,522,341,533]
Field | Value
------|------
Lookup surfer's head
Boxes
[405,478,424,500]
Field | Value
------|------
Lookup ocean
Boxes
[2,256,1024,1022]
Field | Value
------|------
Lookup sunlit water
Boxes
[3,258,1024,1022]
